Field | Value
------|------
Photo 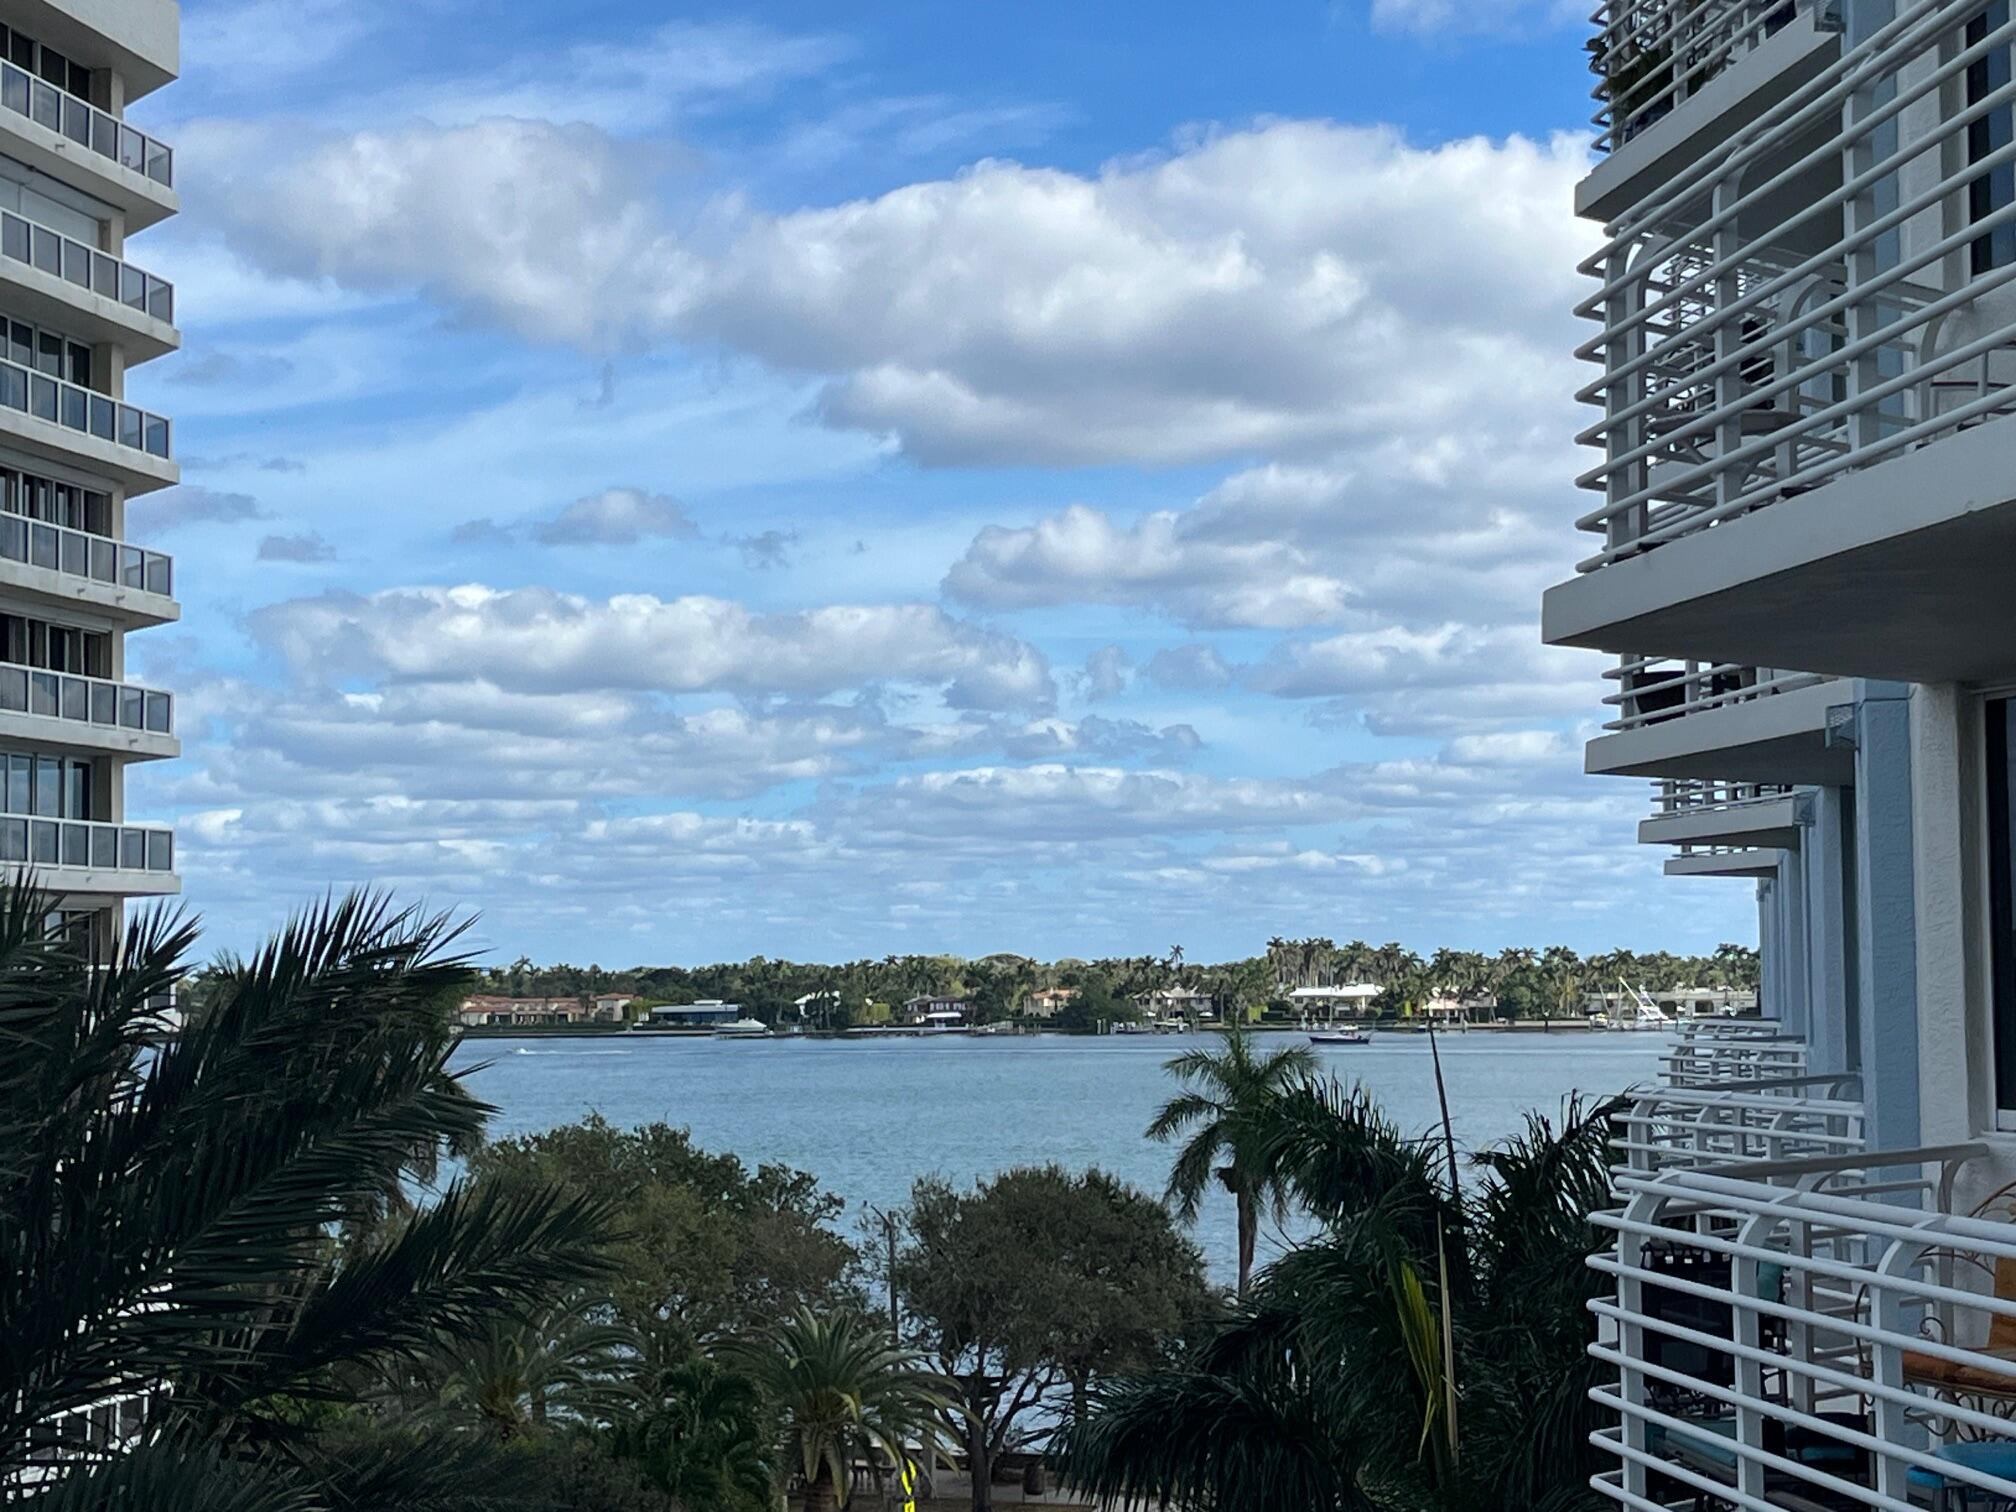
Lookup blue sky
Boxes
[112,0,1756,965]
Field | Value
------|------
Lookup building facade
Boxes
[0,0,180,943]
[1549,1,2016,1502]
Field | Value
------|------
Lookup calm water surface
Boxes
[452,1032,1669,1282]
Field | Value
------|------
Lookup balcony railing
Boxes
[0,514,170,598]
[1590,1145,2016,1510]
[1590,0,1813,154]
[1653,778,1795,817]
[1577,1,2016,569]
[0,212,172,323]
[0,62,172,187]
[0,356,169,460]
[0,817,172,873]
[1605,658,1831,732]
[1662,1020,1808,1086]
[1614,1073,1863,1175]
[0,665,170,737]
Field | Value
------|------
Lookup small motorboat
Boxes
[1308,1029,1372,1046]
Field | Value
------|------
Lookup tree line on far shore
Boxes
[462,937,1761,1028]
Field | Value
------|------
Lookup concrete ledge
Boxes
[1640,794,1803,851]
[0,556,178,628]
[1577,15,1839,224]
[0,255,177,364]
[0,707,175,761]
[1665,847,1781,879]
[9,0,178,98]
[0,407,175,496]
[0,111,177,233]
[1585,680,1851,785]
[0,862,179,899]
[1543,417,2016,685]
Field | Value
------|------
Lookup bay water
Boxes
[453,1031,1670,1284]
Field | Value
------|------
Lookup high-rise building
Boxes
[0,0,179,944]
[1548,1,2016,1502]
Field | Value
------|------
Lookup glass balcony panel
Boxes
[57,529,82,577]
[29,224,56,276]
[144,554,169,596]
[119,264,142,308]
[59,239,86,288]
[0,365,23,412]
[117,124,143,174]
[28,672,55,718]
[59,95,86,147]
[118,828,141,870]
[30,80,57,132]
[0,515,20,562]
[88,824,112,869]
[116,544,138,587]
[143,691,170,734]
[92,252,117,300]
[89,682,113,725]
[29,373,55,422]
[0,65,24,118]
[0,817,26,864]
[58,677,83,722]
[145,831,171,871]
[147,279,171,322]
[93,537,116,583]
[0,666,25,713]
[89,111,113,159]
[87,394,112,441]
[117,686,139,729]
[29,523,55,571]
[29,819,53,865]
[116,405,139,449]
[1,214,24,265]
[143,416,168,458]
[59,822,84,867]
[145,141,171,187]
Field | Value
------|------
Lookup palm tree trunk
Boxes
[805,1463,840,1512]
[1236,1188,1258,1296]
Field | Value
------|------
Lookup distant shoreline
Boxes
[458,1016,1633,1042]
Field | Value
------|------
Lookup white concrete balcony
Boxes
[0,355,173,495]
[0,663,173,761]
[1667,843,1781,878]
[1546,2,2016,685]
[1590,1144,2016,1510]
[0,815,175,897]
[0,512,174,626]
[0,59,174,231]
[1642,779,1802,850]
[1614,1073,1863,1176]
[1583,0,1839,221]
[0,210,175,361]
[1586,659,1847,784]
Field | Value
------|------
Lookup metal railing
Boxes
[1589,1145,2016,1510]
[1590,0,1815,154]
[0,62,171,187]
[0,354,169,460]
[1653,778,1795,816]
[0,211,172,323]
[0,514,170,598]
[1578,0,2016,569]
[1662,1021,1808,1085]
[0,665,170,737]
[0,817,172,873]
[1605,658,1831,732]
[1614,1073,1863,1174]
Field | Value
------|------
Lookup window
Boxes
[0,470,112,538]
[0,613,109,678]
[0,25,91,102]
[1970,4,2016,274]
[2,315,91,388]
[0,751,95,820]
[1988,697,2016,1113]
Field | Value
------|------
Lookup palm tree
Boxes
[1146,1028,1318,1294]
[609,1354,777,1512]
[1066,1086,1624,1512]
[405,1301,638,1440]
[739,1308,953,1512]
[0,886,621,1507]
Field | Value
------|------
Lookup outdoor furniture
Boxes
[1905,1440,2016,1510]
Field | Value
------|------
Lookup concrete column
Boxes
[1780,848,1811,1044]
[1854,682,1920,1152]
[1802,787,1855,1077]
[1911,685,1974,1145]
[1758,877,1781,1022]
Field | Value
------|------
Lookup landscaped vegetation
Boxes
[6,890,1623,1509]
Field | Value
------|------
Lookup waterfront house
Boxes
[1285,983,1381,1019]
[1023,986,1079,1018]
[458,995,618,1028]
[898,994,970,1026]
[592,993,637,1019]
[1543,1,2016,1500]
[646,1000,744,1028]
[1136,986,1215,1018]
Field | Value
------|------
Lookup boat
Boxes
[1309,1029,1372,1046]
[711,1018,773,1039]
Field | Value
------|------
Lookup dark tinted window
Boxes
[1970,4,2016,273]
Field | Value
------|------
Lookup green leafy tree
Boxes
[469,1117,859,1360]
[0,888,621,1508]
[1146,1028,1318,1294]
[607,1355,776,1512]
